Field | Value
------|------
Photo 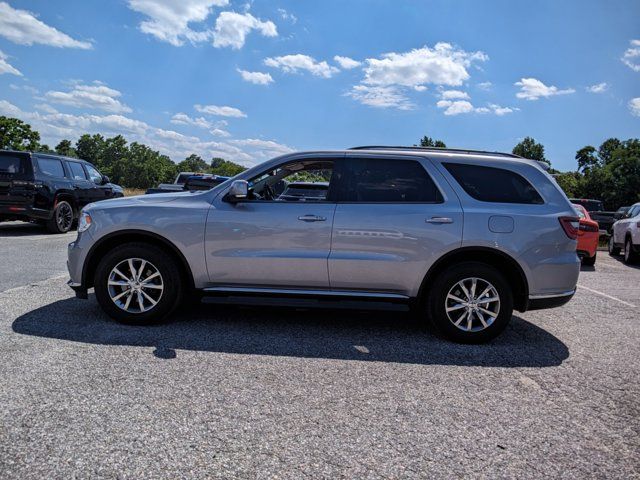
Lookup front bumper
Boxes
[67,232,93,299]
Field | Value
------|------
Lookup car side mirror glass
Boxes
[101,175,110,185]
[225,180,248,203]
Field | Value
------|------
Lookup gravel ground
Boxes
[0,223,638,478]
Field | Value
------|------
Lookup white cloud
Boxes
[277,8,297,24]
[264,54,339,78]
[477,81,492,90]
[440,89,470,100]
[362,43,488,89]
[346,85,413,110]
[237,69,273,85]
[127,0,228,46]
[211,128,231,137]
[514,78,575,100]
[586,82,608,93]
[487,103,516,116]
[622,39,640,72]
[0,50,21,76]
[413,85,427,92]
[45,83,131,113]
[171,112,211,129]
[0,2,92,49]
[212,11,277,49]
[334,55,361,70]
[34,103,58,114]
[629,98,640,117]
[0,99,290,166]
[437,100,474,116]
[194,104,247,117]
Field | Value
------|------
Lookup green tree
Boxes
[210,157,246,176]
[553,171,581,197]
[575,146,599,172]
[512,137,548,164]
[177,154,208,173]
[100,135,129,178]
[38,144,54,154]
[110,142,176,189]
[55,139,77,157]
[0,116,41,151]
[75,134,105,165]
[418,136,446,148]
[598,138,623,165]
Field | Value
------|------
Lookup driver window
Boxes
[247,160,335,202]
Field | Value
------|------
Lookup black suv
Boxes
[0,150,123,233]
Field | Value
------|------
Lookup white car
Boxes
[609,202,640,264]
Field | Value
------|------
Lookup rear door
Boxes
[328,154,463,296]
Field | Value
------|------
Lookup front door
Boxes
[66,161,94,207]
[205,156,339,289]
[328,154,463,296]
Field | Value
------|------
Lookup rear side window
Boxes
[37,158,65,178]
[341,157,443,203]
[68,162,88,180]
[0,154,26,174]
[443,163,544,204]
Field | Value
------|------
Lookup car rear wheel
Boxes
[94,243,183,324]
[426,262,513,344]
[608,236,620,256]
[624,237,638,264]
[46,200,74,233]
[582,252,596,266]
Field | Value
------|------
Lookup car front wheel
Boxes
[426,262,513,344]
[608,236,620,256]
[94,242,183,324]
[624,237,638,264]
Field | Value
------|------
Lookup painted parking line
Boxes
[577,284,637,308]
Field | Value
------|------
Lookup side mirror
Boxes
[101,175,110,185]
[225,179,248,203]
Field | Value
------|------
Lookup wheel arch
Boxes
[418,246,530,312]
[82,230,195,292]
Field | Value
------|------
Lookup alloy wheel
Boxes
[56,203,73,231]
[445,277,501,332]
[107,258,164,313]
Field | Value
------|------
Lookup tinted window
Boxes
[85,164,103,184]
[0,154,26,174]
[38,158,65,178]
[444,163,543,204]
[342,158,443,203]
[68,162,88,180]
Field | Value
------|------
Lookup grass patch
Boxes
[123,188,146,197]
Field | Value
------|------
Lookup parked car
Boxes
[0,150,122,233]
[183,174,229,191]
[572,204,599,266]
[614,206,631,221]
[278,181,329,201]
[569,198,615,233]
[146,172,198,194]
[609,202,640,264]
[67,146,580,343]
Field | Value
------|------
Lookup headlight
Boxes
[77,211,93,233]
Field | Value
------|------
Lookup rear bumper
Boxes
[0,203,52,220]
[527,289,575,311]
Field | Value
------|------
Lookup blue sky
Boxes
[0,0,638,170]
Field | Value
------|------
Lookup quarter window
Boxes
[341,157,443,203]
[37,158,65,178]
[443,163,544,204]
[68,162,88,180]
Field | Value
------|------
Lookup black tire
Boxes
[582,252,596,266]
[623,237,638,265]
[46,200,74,233]
[608,236,620,256]
[94,242,183,324]
[426,262,513,344]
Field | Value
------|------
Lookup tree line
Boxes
[1,115,638,207]
[420,135,639,210]
[0,116,246,189]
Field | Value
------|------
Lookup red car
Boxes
[572,204,599,265]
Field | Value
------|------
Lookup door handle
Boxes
[298,214,327,222]
[426,216,453,224]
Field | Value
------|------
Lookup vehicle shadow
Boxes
[608,255,640,270]
[12,295,569,368]
[0,222,49,237]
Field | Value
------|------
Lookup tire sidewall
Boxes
[94,243,183,324]
[427,262,514,344]
[48,200,73,234]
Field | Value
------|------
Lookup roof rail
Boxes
[348,145,522,159]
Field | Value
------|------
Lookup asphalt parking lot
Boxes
[0,221,638,479]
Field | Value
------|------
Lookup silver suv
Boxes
[67,146,581,343]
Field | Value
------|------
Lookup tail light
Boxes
[579,223,598,232]
[559,216,580,239]
[11,180,36,189]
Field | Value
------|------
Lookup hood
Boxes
[85,190,194,210]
